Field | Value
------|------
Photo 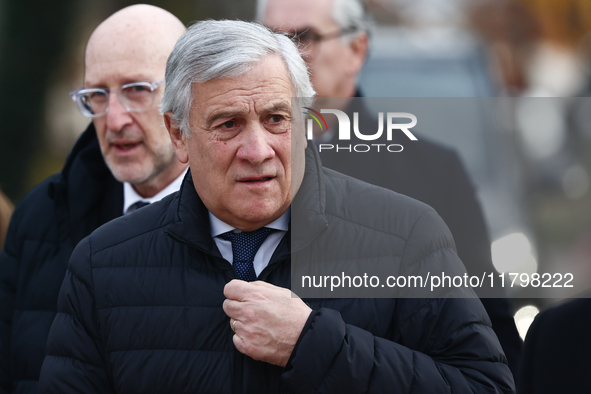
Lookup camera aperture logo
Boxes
[303,107,418,153]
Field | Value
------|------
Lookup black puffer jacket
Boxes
[38,146,514,393]
[0,125,122,394]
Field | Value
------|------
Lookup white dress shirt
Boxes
[209,208,290,276]
[123,169,187,215]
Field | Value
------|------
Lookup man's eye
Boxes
[87,92,107,102]
[125,85,150,94]
[297,31,314,43]
[265,115,289,134]
[221,120,236,129]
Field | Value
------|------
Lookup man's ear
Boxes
[164,112,189,164]
[348,32,369,77]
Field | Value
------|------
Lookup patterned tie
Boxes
[219,227,275,281]
[126,201,150,214]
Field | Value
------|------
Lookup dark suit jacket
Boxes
[316,94,523,379]
[519,297,591,393]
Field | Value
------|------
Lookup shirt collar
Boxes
[209,206,290,237]
[123,168,188,214]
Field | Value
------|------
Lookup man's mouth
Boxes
[112,142,141,151]
[239,176,274,182]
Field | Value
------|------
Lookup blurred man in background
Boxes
[258,0,523,378]
[0,5,187,393]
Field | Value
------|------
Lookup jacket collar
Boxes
[50,123,123,245]
[166,143,329,257]
[290,142,328,253]
[165,169,221,256]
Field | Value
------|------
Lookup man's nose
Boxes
[105,93,133,132]
[236,124,276,165]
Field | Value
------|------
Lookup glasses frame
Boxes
[277,27,359,60]
[70,79,164,118]
[292,26,359,45]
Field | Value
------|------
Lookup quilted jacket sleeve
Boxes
[283,210,515,393]
[38,237,113,393]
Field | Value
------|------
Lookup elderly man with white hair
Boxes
[39,20,514,393]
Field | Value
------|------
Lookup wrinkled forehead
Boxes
[189,56,296,117]
[263,0,336,32]
[86,27,166,65]
[84,31,168,85]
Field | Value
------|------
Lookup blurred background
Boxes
[1,0,591,339]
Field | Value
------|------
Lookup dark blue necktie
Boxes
[219,227,275,281]
[126,201,150,214]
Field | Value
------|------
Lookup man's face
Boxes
[263,0,362,97]
[167,55,306,231]
[84,42,178,193]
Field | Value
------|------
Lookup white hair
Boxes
[160,20,316,137]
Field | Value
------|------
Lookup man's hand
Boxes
[223,280,312,367]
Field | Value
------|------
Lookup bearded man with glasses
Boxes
[0,5,186,393]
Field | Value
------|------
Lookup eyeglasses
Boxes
[290,27,358,45]
[70,79,164,118]
[278,27,358,58]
